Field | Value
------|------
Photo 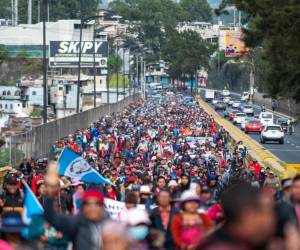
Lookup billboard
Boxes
[225,31,247,57]
[49,41,108,68]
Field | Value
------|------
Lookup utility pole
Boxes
[28,0,32,24]
[122,48,126,98]
[93,23,96,108]
[76,0,83,113]
[42,0,47,123]
[15,0,18,26]
[116,45,119,103]
[11,0,14,26]
[38,0,40,23]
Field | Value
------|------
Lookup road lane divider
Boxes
[196,95,286,177]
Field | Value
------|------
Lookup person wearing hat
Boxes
[44,165,108,250]
[171,190,212,250]
[139,185,153,210]
[0,173,24,214]
[0,211,29,248]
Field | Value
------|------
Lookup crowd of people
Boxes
[0,92,299,250]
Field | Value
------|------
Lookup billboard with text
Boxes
[49,41,108,68]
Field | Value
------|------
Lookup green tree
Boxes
[180,0,212,22]
[217,0,300,102]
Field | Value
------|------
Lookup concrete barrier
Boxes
[196,95,286,177]
[7,94,141,167]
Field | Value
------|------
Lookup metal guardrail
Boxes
[196,95,286,177]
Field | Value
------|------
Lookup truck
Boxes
[205,89,215,102]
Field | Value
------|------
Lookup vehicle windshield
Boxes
[236,113,246,117]
[266,126,281,131]
[262,113,273,119]
[244,105,252,109]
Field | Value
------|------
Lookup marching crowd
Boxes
[0,92,299,250]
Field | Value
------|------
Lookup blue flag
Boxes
[58,148,112,185]
[22,181,44,224]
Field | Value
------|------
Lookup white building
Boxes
[0,19,94,46]
[25,86,44,106]
[0,100,24,115]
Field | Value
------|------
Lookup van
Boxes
[259,112,274,126]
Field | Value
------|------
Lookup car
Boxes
[214,101,226,111]
[276,118,289,132]
[223,107,233,118]
[223,96,231,104]
[242,105,254,116]
[228,98,235,106]
[245,119,262,133]
[259,112,274,126]
[233,112,247,124]
[229,110,239,120]
[232,101,241,109]
[241,91,250,101]
[260,125,284,144]
[222,89,230,97]
[212,98,222,105]
[241,117,250,130]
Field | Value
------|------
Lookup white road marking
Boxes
[291,143,295,146]
[287,141,290,143]
[268,149,300,152]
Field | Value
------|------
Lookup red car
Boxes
[245,119,262,133]
[229,110,239,121]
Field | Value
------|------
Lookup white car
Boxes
[242,105,254,116]
[233,113,247,124]
[223,96,231,104]
[222,89,230,97]
[212,98,222,105]
[228,99,235,106]
[232,101,241,108]
[260,125,284,144]
[241,117,250,130]
[241,91,250,101]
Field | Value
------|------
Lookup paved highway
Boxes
[201,90,300,164]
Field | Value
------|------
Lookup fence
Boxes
[8,94,140,167]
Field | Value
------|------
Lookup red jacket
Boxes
[171,213,212,250]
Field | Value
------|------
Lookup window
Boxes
[100,79,102,84]
[2,91,6,96]
[5,104,8,109]
[0,104,2,108]
[10,104,13,109]
[59,87,63,91]
[15,91,20,96]
[7,91,11,95]
[32,91,37,95]
[17,104,20,107]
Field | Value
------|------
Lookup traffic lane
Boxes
[245,131,300,163]
[212,107,300,163]
[251,105,300,151]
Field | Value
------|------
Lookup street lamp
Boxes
[42,0,47,124]
[76,10,114,113]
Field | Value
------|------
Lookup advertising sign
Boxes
[49,41,108,68]
[225,31,247,57]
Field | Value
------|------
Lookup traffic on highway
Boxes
[202,89,300,163]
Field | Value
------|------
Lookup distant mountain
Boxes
[208,0,221,7]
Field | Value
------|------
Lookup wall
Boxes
[8,94,140,166]
[253,93,300,117]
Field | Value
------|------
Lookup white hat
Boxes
[140,185,151,194]
[124,208,150,226]
[179,190,202,204]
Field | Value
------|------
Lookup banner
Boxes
[49,41,108,68]
[225,31,247,57]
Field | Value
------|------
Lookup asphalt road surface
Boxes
[202,91,300,164]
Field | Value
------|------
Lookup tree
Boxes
[217,0,300,102]
[0,0,102,23]
[180,0,212,22]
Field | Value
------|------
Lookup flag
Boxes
[22,180,44,224]
[58,148,112,185]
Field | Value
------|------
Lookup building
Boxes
[145,61,170,86]
[0,19,94,46]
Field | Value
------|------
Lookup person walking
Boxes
[150,190,178,250]
[171,190,212,250]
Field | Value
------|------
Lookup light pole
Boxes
[122,47,126,98]
[42,0,47,124]
[76,10,114,111]
[116,44,119,103]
